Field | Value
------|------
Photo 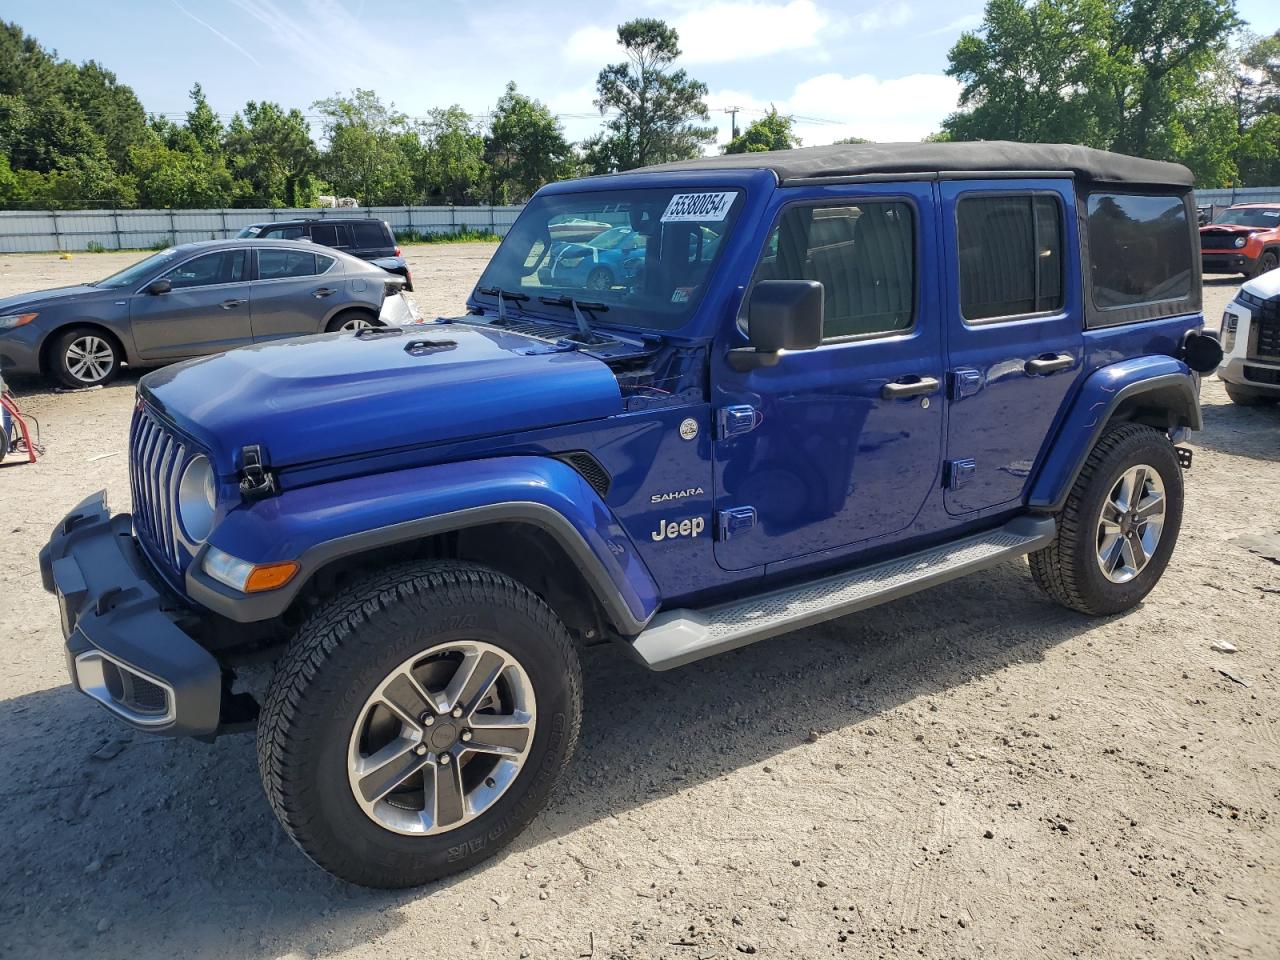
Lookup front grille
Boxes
[1243,364,1280,386]
[1201,232,1246,250]
[1252,295,1280,360]
[129,405,188,575]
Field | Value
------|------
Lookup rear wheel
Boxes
[1224,382,1277,406]
[257,561,582,888]
[51,326,120,388]
[326,310,379,333]
[1029,422,1183,616]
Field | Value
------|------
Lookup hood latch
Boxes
[238,444,277,500]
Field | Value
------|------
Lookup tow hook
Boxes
[1176,447,1193,470]
[238,444,277,499]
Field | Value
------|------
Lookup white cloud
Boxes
[565,1,832,65]
[927,12,983,35]
[709,70,961,145]
[850,3,914,32]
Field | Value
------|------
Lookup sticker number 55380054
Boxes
[661,192,736,222]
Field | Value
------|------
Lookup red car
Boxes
[1200,203,1280,278]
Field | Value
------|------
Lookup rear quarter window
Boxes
[351,222,392,248]
[1087,193,1193,310]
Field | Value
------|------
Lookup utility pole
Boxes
[723,106,741,142]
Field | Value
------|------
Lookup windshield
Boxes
[1213,207,1280,227]
[474,186,743,332]
[96,249,181,288]
[236,225,263,237]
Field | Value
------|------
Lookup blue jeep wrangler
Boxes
[41,142,1222,888]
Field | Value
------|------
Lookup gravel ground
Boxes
[0,247,1277,960]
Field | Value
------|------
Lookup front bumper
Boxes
[1218,356,1280,392]
[39,491,222,737]
[0,326,44,377]
[1201,252,1255,274]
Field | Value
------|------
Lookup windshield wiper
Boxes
[537,295,611,343]
[476,286,530,326]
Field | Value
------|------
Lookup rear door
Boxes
[306,221,352,255]
[248,248,342,340]
[940,180,1084,514]
[347,220,395,260]
[712,183,947,571]
[129,248,253,358]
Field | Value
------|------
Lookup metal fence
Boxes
[0,205,525,253]
[1194,186,1280,205]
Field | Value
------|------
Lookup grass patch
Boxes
[398,228,501,244]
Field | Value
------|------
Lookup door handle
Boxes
[220,298,246,309]
[313,287,336,298]
[881,375,941,399]
[1024,353,1074,375]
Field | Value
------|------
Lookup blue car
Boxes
[42,142,1219,889]
[538,225,646,291]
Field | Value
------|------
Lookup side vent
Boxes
[555,451,612,498]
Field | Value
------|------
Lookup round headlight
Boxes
[1234,236,1247,248]
[177,455,216,543]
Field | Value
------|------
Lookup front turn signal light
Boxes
[203,547,299,593]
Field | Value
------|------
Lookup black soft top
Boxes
[638,141,1193,189]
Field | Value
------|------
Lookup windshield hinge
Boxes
[238,444,277,500]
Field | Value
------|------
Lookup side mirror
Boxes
[729,280,824,371]
[146,278,171,295]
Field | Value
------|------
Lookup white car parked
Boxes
[1218,266,1280,405]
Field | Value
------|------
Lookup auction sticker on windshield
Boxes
[662,192,736,222]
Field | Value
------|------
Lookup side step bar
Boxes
[628,516,1056,671]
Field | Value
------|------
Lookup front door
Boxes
[712,184,946,571]
[129,248,253,358]
[940,181,1085,514]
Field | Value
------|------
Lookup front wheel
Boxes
[51,327,121,388]
[257,561,581,888]
[1029,422,1183,616]
[1245,250,1278,280]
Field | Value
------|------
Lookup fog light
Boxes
[203,546,298,593]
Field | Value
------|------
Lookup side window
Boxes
[261,226,303,240]
[957,194,1063,322]
[258,249,318,280]
[1086,193,1192,309]
[751,201,915,339]
[163,250,246,289]
[351,222,389,248]
[309,223,349,247]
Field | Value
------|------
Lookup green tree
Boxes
[224,101,320,206]
[417,105,487,204]
[313,89,415,204]
[129,138,237,208]
[485,82,574,203]
[724,107,800,154]
[585,18,716,172]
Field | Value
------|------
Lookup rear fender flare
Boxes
[1028,356,1200,513]
[186,456,661,634]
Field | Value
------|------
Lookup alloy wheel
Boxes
[347,640,536,836]
[64,335,115,384]
[339,316,376,331]
[1095,463,1166,584]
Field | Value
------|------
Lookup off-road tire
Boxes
[1029,422,1183,616]
[51,326,121,388]
[256,560,582,888]
[1224,382,1276,406]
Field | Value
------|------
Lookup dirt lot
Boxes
[0,247,1277,960]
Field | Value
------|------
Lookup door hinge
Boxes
[716,506,758,540]
[717,405,760,440]
[950,368,982,400]
[238,444,277,500]
[944,458,977,490]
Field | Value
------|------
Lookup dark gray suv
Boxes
[0,239,412,388]
[236,217,412,290]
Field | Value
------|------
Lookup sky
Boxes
[7,0,1280,150]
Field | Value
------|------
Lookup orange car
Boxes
[1199,203,1280,278]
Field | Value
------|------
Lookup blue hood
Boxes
[140,325,624,476]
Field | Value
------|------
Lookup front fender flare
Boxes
[186,456,661,634]
[1028,356,1200,513]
